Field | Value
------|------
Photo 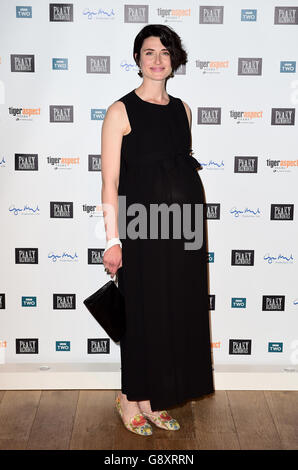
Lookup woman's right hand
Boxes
[103,244,122,277]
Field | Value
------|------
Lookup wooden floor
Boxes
[0,389,297,450]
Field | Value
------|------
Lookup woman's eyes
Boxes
[145,51,170,55]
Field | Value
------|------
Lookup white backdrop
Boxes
[0,0,297,369]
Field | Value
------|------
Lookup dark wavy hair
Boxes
[133,24,188,79]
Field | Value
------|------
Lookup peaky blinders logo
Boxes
[88,248,104,264]
[262,295,285,311]
[0,294,5,309]
[274,7,298,24]
[231,250,254,266]
[270,204,294,220]
[15,248,38,264]
[199,6,224,23]
[229,339,251,355]
[15,154,38,170]
[88,155,101,171]
[11,54,34,72]
[238,58,262,75]
[271,108,295,125]
[53,294,76,309]
[50,201,73,218]
[88,339,110,354]
[86,56,110,73]
[198,107,221,125]
[50,105,74,122]
[124,4,148,23]
[174,64,186,75]
[205,203,220,219]
[209,294,215,310]
[16,338,38,354]
[234,157,258,173]
[49,3,73,21]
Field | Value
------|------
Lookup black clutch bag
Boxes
[83,277,125,343]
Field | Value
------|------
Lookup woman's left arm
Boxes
[182,101,193,155]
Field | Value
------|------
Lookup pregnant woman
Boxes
[101,24,214,436]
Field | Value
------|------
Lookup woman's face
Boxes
[135,35,172,80]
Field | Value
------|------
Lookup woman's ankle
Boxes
[118,392,138,405]
[138,400,152,412]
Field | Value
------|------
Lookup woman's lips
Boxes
[151,67,165,72]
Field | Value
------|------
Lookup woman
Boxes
[101,24,214,436]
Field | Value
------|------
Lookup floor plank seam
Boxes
[263,391,285,450]
[25,390,42,450]
[68,390,81,450]
[225,391,242,450]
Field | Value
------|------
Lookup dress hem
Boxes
[121,386,215,411]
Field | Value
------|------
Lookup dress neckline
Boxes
[133,89,171,107]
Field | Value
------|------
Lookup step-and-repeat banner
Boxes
[0,0,297,367]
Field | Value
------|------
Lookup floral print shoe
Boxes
[115,395,153,436]
[141,410,180,431]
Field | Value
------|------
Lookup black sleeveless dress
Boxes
[116,89,214,411]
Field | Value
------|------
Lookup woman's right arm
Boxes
[101,101,127,276]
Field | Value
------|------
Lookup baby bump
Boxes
[120,159,205,241]
[169,161,205,204]
[124,158,205,206]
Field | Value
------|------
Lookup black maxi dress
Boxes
[116,89,214,411]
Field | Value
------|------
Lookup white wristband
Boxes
[104,237,122,254]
